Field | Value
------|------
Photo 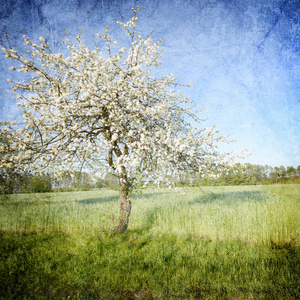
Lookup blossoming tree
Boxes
[1,7,242,233]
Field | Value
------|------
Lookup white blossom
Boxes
[0,6,245,190]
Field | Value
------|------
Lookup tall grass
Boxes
[0,189,119,234]
[0,185,299,299]
[1,185,297,245]
[132,185,299,245]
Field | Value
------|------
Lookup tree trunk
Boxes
[115,167,131,233]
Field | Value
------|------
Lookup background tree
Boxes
[29,172,52,193]
[104,172,119,190]
[0,7,242,232]
[287,166,297,178]
[94,176,105,189]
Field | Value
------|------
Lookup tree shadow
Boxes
[0,195,119,206]
[79,190,169,204]
[188,190,267,206]
[131,191,168,200]
[78,196,118,204]
[0,199,59,206]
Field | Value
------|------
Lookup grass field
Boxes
[0,184,299,299]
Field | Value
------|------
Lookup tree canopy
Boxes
[1,7,244,232]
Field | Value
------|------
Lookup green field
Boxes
[0,185,299,299]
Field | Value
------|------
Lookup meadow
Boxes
[0,184,299,299]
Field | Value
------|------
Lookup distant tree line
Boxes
[0,168,120,194]
[0,169,91,194]
[179,163,300,187]
[1,163,299,194]
[0,168,52,194]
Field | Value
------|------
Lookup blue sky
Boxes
[0,0,299,167]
